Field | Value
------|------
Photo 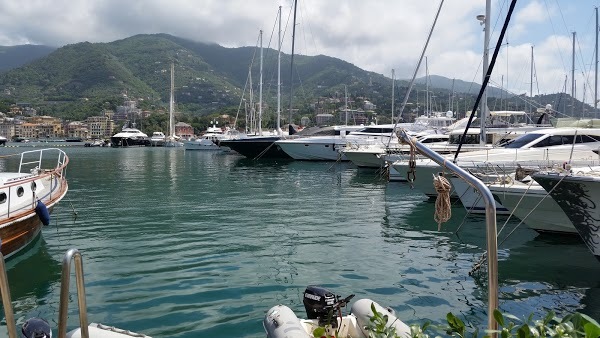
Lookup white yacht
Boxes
[110,127,150,147]
[391,127,600,197]
[533,167,600,262]
[149,131,166,146]
[274,125,366,161]
[346,111,548,172]
[487,176,577,234]
[342,131,449,168]
[184,124,231,151]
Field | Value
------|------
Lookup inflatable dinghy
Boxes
[264,285,411,338]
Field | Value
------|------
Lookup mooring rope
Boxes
[253,140,276,160]
[433,173,451,231]
[470,171,571,275]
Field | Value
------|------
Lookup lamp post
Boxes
[477,0,490,145]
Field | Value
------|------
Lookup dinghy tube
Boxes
[351,298,411,337]
[264,305,311,338]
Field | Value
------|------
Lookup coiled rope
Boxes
[433,172,451,231]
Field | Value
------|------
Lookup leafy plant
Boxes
[366,302,401,338]
[365,307,600,338]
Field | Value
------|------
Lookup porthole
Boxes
[0,192,6,204]
[31,182,37,192]
[17,186,24,197]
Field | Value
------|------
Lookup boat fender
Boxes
[21,317,52,338]
[35,200,51,226]
[350,298,411,337]
[263,305,311,338]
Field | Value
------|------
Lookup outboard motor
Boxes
[21,318,52,338]
[303,285,339,326]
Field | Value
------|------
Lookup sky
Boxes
[1,0,599,107]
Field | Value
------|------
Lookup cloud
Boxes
[511,0,551,38]
[0,0,597,104]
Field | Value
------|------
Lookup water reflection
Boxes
[5,236,61,326]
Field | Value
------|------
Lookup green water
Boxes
[1,146,599,337]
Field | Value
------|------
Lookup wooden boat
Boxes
[0,148,69,259]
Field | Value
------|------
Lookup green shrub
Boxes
[367,307,600,338]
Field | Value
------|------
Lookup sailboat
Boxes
[220,9,292,160]
[164,62,184,147]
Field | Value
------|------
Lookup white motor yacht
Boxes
[149,131,166,146]
[533,167,600,262]
[391,127,600,196]
[110,127,150,147]
[275,124,426,161]
[487,176,577,234]
[274,125,366,161]
[184,124,233,151]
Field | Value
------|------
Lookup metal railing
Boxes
[0,249,18,338]
[397,129,499,333]
[58,248,90,338]
[0,248,90,338]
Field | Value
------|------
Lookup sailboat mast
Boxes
[277,6,282,135]
[450,78,455,114]
[391,69,395,122]
[259,30,263,136]
[170,62,175,137]
[572,31,576,116]
[288,0,298,135]
[345,85,348,125]
[425,56,429,116]
[594,7,598,117]
[249,70,254,133]
[530,45,534,114]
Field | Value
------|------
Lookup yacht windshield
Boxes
[503,133,543,148]
[353,127,395,134]
[504,133,600,148]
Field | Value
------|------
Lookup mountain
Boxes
[0,45,55,72]
[0,34,588,122]
[0,34,395,116]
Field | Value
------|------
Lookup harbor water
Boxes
[1,146,599,337]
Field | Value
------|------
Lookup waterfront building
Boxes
[175,122,193,139]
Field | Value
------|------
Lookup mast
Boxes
[259,30,263,136]
[572,31,576,116]
[344,85,348,125]
[479,0,491,145]
[288,0,298,135]
[425,56,429,116]
[277,6,282,135]
[391,69,395,122]
[169,62,175,137]
[501,75,504,111]
[248,70,254,134]
[594,7,598,118]
[450,78,455,114]
[530,45,534,114]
